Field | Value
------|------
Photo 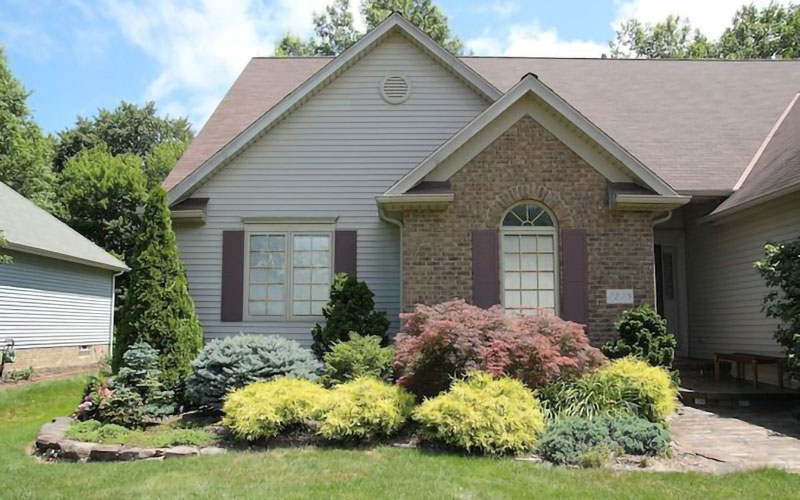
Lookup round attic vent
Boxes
[380,75,411,104]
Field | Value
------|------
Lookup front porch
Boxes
[675,358,800,408]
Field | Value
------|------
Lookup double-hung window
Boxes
[245,223,333,320]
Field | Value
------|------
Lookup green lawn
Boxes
[1,378,797,500]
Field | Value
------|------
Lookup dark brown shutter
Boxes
[221,230,245,322]
[472,229,500,308]
[561,228,588,324]
[334,230,357,276]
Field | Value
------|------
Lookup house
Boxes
[163,13,800,386]
[0,182,128,375]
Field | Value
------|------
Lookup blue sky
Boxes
[0,0,772,134]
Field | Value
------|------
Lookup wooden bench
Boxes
[714,352,785,389]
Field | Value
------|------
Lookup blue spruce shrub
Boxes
[186,335,322,409]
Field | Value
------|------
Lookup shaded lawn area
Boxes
[1,378,797,500]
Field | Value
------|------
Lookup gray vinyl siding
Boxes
[175,34,488,345]
[0,251,114,349]
[686,193,800,360]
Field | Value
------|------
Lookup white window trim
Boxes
[500,204,560,316]
[243,223,335,322]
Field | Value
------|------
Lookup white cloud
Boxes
[102,0,333,128]
[612,0,775,39]
[467,24,606,58]
[474,1,521,18]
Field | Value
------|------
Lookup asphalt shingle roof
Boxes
[0,182,128,271]
[163,56,800,195]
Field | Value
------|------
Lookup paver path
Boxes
[669,405,800,473]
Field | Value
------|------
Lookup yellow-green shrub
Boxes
[599,357,676,421]
[412,372,545,455]
[222,378,329,441]
[318,377,414,440]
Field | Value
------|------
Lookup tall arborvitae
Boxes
[113,187,203,391]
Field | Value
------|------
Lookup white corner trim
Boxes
[732,92,800,192]
[383,74,680,199]
[166,13,500,205]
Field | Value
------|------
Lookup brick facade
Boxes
[4,345,107,377]
[401,116,655,344]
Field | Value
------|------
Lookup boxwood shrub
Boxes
[222,378,330,441]
[186,335,322,409]
[413,372,545,455]
[318,377,414,440]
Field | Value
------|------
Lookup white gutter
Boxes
[375,193,454,205]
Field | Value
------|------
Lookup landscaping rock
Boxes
[89,444,122,461]
[36,417,71,451]
[59,440,95,461]
[116,447,159,461]
[163,446,199,459]
[200,446,227,456]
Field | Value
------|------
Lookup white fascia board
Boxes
[167,13,500,205]
[6,242,129,272]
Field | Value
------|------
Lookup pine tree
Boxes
[113,187,203,391]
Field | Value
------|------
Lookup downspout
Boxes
[652,210,673,226]
[108,270,124,361]
[378,205,404,315]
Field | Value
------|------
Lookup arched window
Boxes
[501,202,558,315]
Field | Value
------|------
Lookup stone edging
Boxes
[35,417,227,462]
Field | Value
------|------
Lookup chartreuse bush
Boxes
[600,357,676,422]
[413,372,545,455]
[538,358,677,423]
[186,335,322,409]
[222,378,330,441]
[318,377,414,440]
[113,187,203,391]
[321,334,394,387]
[537,415,670,466]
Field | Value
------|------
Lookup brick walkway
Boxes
[668,405,800,473]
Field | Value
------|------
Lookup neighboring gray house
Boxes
[163,14,800,386]
[0,182,128,374]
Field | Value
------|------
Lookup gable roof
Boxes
[709,93,800,218]
[165,12,500,204]
[0,182,128,272]
[381,73,686,208]
[163,54,800,199]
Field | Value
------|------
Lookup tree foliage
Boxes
[276,0,464,56]
[311,273,390,357]
[54,101,192,172]
[113,187,203,391]
[610,4,800,59]
[59,146,148,264]
[755,239,800,381]
[0,47,60,215]
[0,231,11,264]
